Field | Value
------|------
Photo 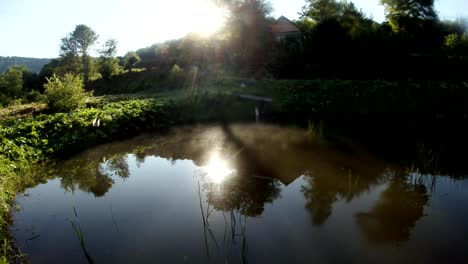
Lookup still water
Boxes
[12,124,468,263]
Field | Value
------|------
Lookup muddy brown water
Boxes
[11,124,468,263]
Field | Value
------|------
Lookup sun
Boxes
[188,0,228,36]
[202,152,234,184]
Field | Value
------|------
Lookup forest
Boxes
[0,57,50,74]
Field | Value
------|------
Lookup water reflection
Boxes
[57,158,115,197]
[301,168,388,226]
[356,173,429,244]
[200,173,281,218]
[201,151,235,184]
[13,124,468,264]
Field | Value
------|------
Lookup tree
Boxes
[224,0,275,76]
[0,65,37,105]
[60,25,99,83]
[98,39,122,79]
[99,39,118,59]
[301,0,343,22]
[301,0,372,31]
[444,33,468,59]
[380,0,438,33]
[123,51,141,72]
[44,74,90,112]
[0,67,23,103]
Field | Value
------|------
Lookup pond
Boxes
[11,124,468,263]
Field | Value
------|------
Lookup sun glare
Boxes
[202,152,234,184]
[185,0,228,36]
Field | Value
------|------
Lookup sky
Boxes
[1,0,468,58]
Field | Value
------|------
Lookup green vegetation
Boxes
[123,51,141,72]
[0,66,41,106]
[60,24,99,83]
[97,39,123,79]
[0,97,177,261]
[1,0,468,262]
[44,74,90,113]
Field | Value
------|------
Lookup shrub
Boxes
[25,90,45,103]
[98,57,123,80]
[0,67,24,104]
[44,74,90,112]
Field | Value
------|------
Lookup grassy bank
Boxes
[0,98,179,262]
[0,91,269,262]
[90,71,468,110]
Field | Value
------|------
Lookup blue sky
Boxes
[1,0,467,58]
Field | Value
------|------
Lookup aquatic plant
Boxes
[69,207,95,264]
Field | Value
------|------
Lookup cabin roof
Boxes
[271,16,301,34]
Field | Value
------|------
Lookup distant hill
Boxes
[0,56,51,74]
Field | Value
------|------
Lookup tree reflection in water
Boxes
[356,173,429,244]
[29,124,439,255]
[301,166,430,244]
[200,172,281,218]
[195,144,282,262]
[54,153,131,197]
[301,168,388,226]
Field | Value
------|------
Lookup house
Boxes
[271,16,302,42]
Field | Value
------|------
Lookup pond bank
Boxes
[0,98,177,262]
[2,85,468,262]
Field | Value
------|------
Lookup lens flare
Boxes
[202,152,234,184]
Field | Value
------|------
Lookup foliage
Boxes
[123,52,141,72]
[60,25,99,57]
[0,97,181,262]
[60,25,99,83]
[44,74,89,112]
[98,39,118,59]
[0,68,22,101]
[444,33,468,59]
[97,58,122,80]
[98,39,122,79]
[380,0,438,33]
[97,40,122,79]
[301,0,346,22]
[224,0,274,76]
[0,66,39,106]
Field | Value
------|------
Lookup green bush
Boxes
[44,74,90,112]
[25,90,45,103]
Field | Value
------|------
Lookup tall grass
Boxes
[197,180,250,263]
[69,207,95,264]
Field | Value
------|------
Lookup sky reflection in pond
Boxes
[11,124,468,264]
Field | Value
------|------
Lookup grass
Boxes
[70,207,95,264]
[0,97,179,262]
[197,178,251,263]
[0,102,46,121]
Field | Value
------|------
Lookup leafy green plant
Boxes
[44,74,91,113]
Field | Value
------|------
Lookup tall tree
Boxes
[98,39,122,79]
[380,0,438,33]
[224,0,274,76]
[60,25,99,83]
[99,39,118,59]
[301,0,343,22]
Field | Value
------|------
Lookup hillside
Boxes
[0,56,51,73]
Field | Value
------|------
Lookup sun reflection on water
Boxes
[202,152,235,184]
